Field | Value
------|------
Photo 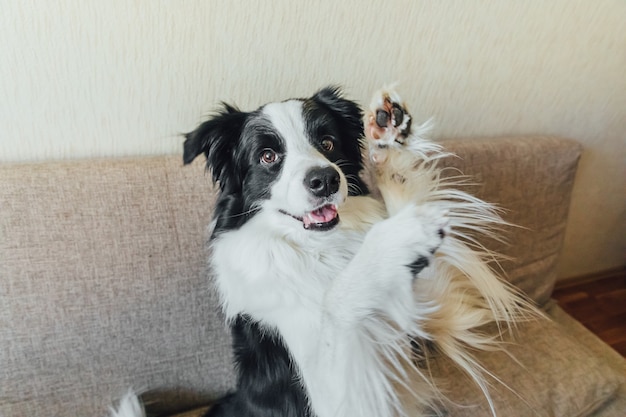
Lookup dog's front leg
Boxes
[327,203,447,328]
[305,204,447,417]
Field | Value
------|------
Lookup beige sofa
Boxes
[1,136,624,417]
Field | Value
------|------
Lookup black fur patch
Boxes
[302,87,368,197]
[407,256,430,276]
[206,316,312,417]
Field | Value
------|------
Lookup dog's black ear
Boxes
[183,104,247,187]
[312,86,364,139]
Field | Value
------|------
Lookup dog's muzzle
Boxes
[279,166,342,231]
[280,204,340,231]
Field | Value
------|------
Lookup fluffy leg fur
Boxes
[363,86,542,416]
[109,391,144,417]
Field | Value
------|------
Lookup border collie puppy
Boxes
[111,87,536,417]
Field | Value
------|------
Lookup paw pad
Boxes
[375,102,405,129]
[365,90,413,146]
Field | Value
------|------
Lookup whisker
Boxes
[347,182,363,195]
[216,206,262,221]
[334,159,355,169]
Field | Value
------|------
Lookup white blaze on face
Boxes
[261,100,348,221]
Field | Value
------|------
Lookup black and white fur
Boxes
[111,87,537,417]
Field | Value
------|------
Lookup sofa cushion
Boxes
[548,302,626,417]
[437,305,625,417]
[0,157,234,417]
[440,137,582,306]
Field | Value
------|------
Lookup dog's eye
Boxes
[320,136,335,153]
[260,149,279,165]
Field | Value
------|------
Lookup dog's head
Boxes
[184,87,368,236]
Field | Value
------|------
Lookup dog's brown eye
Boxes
[320,136,335,153]
[260,149,278,165]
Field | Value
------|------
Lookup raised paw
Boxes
[364,88,412,150]
[397,204,448,276]
[344,203,448,329]
[367,203,448,280]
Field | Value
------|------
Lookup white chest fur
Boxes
[210,196,413,417]
[209,194,446,417]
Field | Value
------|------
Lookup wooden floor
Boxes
[552,267,626,357]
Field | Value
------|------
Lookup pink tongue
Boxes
[303,205,337,226]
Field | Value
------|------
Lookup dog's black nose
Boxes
[304,166,340,197]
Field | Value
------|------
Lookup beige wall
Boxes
[1,0,624,279]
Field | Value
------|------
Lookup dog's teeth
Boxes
[303,215,313,228]
[301,205,338,230]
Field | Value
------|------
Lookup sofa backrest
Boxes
[439,137,582,305]
[1,156,233,417]
[0,136,581,417]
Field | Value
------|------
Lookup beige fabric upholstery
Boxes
[439,302,624,417]
[1,157,235,416]
[548,303,626,417]
[440,137,583,306]
[2,136,623,417]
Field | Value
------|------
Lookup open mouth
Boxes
[280,204,339,231]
